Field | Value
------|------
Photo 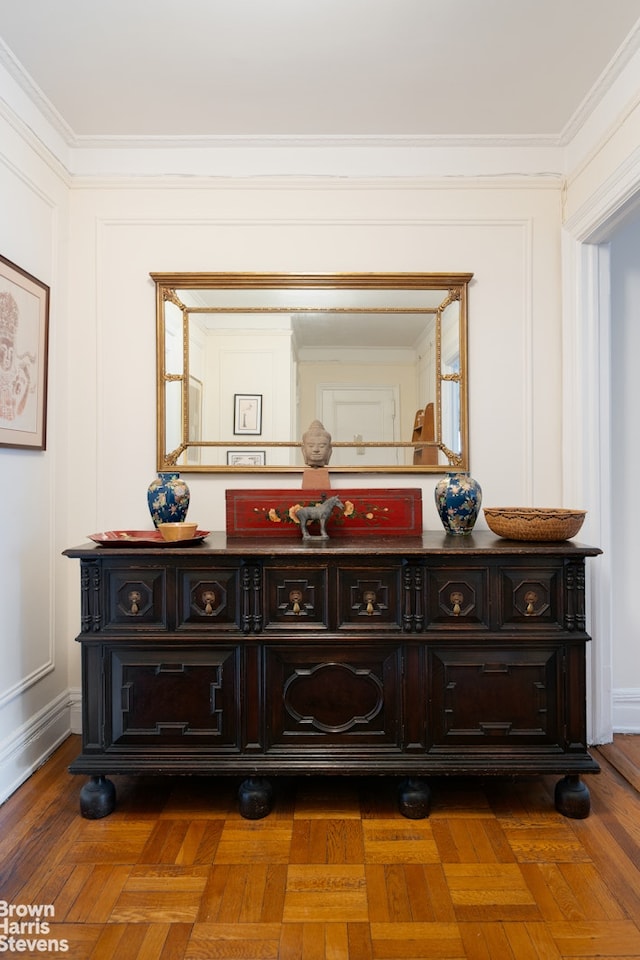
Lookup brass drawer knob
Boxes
[363,589,377,615]
[202,590,216,615]
[450,590,463,616]
[525,590,538,616]
[289,589,303,615]
[128,590,141,615]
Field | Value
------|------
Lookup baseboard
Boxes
[69,686,82,734]
[0,691,72,805]
[612,687,640,733]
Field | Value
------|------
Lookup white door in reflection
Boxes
[319,386,400,466]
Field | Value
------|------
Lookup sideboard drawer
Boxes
[262,564,330,630]
[497,561,565,630]
[104,565,168,630]
[425,564,489,630]
[176,565,242,631]
[336,564,404,631]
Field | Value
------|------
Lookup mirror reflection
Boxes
[152,273,472,474]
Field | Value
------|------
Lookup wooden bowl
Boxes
[158,521,199,541]
[483,508,586,541]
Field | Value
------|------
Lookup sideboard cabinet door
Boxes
[264,642,402,751]
[105,644,242,751]
[427,643,564,754]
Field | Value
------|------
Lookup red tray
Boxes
[88,530,210,547]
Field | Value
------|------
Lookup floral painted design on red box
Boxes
[225,488,422,538]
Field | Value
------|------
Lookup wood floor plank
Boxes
[214,821,293,863]
[0,737,78,852]
[362,818,440,864]
[518,862,585,922]
[346,922,374,960]
[157,778,237,820]
[158,923,194,960]
[0,781,80,900]
[459,921,510,960]
[567,812,640,920]
[110,891,202,924]
[173,820,220,865]
[497,921,562,960]
[432,817,516,864]
[558,861,629,919]
[186,922,281,960]
[588,755,640,855]
[499,823,592,863]
[65,863,132,922]
[12,861,75,913]
[597,735,640,793]
[368,863,413,923]
[2,733,640,960]
[293,778,362,819]
[283,865,368,922]
[370,921,465,959]
[290,818,365,864]
[547,918,640,956]
[443,863,540,923]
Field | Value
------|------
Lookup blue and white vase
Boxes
[147,472,190,527]
[434,472,482,536]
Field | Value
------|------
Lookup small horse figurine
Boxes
[297,495,344,540]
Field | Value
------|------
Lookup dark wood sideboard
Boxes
[64,532,601,820]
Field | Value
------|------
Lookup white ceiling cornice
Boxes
[2,5,640,182]
[0,36,75,145]
[558,17,640,145]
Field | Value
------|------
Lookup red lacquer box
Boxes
[225,488,423,538]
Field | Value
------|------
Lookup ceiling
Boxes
[1,0,639,147]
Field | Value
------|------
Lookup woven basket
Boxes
[483,507,586,541]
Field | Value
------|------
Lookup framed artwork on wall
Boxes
[0,254,50,450]
[234,394,262,435]
[227,450,266,466]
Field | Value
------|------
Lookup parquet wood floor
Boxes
[2,735,640,959]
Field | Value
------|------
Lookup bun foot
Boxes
[79,775,116,819]
[398,777,431,819]
[238,777,274,819]
[555,775,591,819]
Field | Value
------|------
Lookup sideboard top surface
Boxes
[63,530,602,560]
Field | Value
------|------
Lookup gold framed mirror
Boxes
[152,272,472,474]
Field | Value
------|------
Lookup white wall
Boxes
[610,216,640,730]
[0,106,71,802]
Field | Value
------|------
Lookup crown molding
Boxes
[0,96,71,186]
[0,36,75,145]
[559,18,640,145]
[69,132,562,151]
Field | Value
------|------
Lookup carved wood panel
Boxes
[264,644,402,747]
[427,644,562,748]
[107,646,241,747]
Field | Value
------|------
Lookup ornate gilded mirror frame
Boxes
[152,272,472,474]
